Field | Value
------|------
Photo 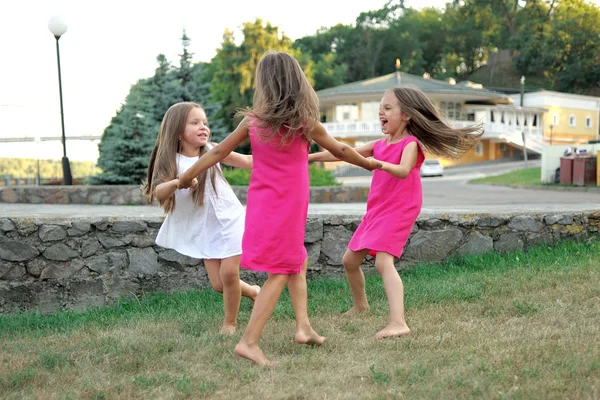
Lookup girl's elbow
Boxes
[334,145,350,159]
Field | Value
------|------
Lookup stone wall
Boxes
[0,185,370,205]
[1,211,598,314]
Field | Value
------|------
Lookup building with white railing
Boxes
[316,69,600,167]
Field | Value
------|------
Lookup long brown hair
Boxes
[143,102,224,213]
[238,51,320,145]
[389,86,483,159]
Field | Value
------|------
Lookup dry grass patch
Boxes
[1,240,599,399]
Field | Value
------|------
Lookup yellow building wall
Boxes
[423,139,491,167]
[544,107,598,144]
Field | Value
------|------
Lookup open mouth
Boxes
[380,119,388,130]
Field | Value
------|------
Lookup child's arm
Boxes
[308,123,380,171]
[179,118,250,187]
[154,177,198,201]
[214,143,252,170]
[377,141,418,179]
[309,140,377,162]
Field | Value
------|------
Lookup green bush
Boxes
[222,165,340,187]
[222,168,251,186]
[309,165,340,186]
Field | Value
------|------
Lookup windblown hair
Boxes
[142,102,224,213]
[238,51,320,145]
[389,86,483,159]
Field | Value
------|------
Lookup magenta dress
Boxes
[240,121,309,275]
[348,136,425,258]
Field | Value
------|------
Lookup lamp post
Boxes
[34,137,41,185]
[48,16,73,185]
[519,76,528,167]
[520,75,525,107]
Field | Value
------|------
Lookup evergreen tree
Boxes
[94,31,226,184]
[93,83,159,185]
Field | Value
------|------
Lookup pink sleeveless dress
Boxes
[240,121,309,275]
[348,136,424,258]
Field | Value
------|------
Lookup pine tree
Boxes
[93,30,228,184]
[93,83,159,185]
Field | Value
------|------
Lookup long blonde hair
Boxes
[239,51,320,145]
[389,86,483,158]
[143,102,224,213]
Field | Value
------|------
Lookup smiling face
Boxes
[379,90,410,136]
[180,107,210,155]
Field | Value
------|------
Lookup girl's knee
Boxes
[221,267,240,286]
[342,254,356,270]
[374,259,394,275]
[342,251,363,270]
[210,281,224,293]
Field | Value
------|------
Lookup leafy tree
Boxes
[207,18,307,135]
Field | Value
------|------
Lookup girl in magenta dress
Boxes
[310,86,482,340]
[178,51,379,367]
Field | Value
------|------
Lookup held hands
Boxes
[176,175,198,190]
[366,158,383,171]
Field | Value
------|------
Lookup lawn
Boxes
[468,167,544,186]
[1,240,599,399]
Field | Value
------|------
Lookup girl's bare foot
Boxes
[295,327,327,346]
[234,342,279,367]
[375,322,410,339]
[344,305,370,315]
[250,285,261,303]
[219,324,236,335]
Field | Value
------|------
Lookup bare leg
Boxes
[241,282,261,303]
[205,258,259,301]
[342,248,370,314]
[288,259,326,345]
[374,252,410,339]
[235,273,290,367]
[218,256,242,334]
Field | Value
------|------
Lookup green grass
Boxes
[469,167,544,186]
[1,240,599,399]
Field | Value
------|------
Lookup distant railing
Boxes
[322,120,546,152]
[0,177,89,186]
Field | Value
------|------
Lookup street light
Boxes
[48,16,73,185]
[520,76,527,167]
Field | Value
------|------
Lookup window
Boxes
[586,116,592,128]
[343,112,350,120]
[553,114,559,126]
[569,115,576,127]
[524,116,528,126]
[501,112,505,123]
[490,111,495,122]
[516,115,520,126]
[475,142,483,156]
[440,101,462,119]
[532,115,537,126]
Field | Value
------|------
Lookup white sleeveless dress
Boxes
[155,152,245,259]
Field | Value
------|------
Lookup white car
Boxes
[420,159,444,177]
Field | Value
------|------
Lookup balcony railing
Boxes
[323,120,543,141]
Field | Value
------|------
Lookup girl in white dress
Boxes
[144,102,259,334]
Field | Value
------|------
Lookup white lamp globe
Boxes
[48,16,68,37]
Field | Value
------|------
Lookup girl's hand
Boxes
[189,177,199,189]
[178,172,193,189]
[367,158,382,171]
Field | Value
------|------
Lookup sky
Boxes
[1,0,598,162]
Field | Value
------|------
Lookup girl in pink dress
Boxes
[310,86,482,339]
[178,51,380,366]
